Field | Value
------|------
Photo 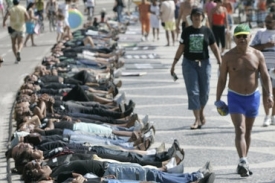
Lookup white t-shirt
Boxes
[58,3,69,19]
[251,29,275,52]
[86,0,94,7]
[160,0,175,22]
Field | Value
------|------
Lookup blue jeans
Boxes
[117,5,123,23]
[104,163,147,180]
[146,169,199,183]
[182,57,211,110]
[104,163,199,183]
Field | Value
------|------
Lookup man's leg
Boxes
[165,30,169,46]
[231,113,247,159]
[171,30,175,46]
[17,34,24,61]
[245,117,256,154]
[11,36,17,59]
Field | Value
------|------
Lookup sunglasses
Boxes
[236,34,248,39]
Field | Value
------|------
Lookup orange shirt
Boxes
[139,2,150,19]
[212,12,226,25]
[258,1,266,11]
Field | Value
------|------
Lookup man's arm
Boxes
[252,42,275,51]
[216,54,228,101]
[2,10,10,27]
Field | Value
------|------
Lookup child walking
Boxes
[56,13,65,42]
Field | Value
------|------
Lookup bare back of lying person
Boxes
[216,24,273,177]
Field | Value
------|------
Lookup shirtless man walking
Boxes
[176,0,196,34]
[215,24,273,177]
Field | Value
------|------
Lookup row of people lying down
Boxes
[8,20,215,183]
[7,140,214,183]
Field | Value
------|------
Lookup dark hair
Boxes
[13,0,19,5]
[15,150,33,174]
[27,2,35,10]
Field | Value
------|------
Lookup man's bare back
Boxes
[223,47,266,94]
[176,0,196,31]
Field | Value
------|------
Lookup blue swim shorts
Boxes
[227,89,260,118]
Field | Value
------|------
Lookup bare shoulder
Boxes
[222,48,236,59]
[250,47,264,59]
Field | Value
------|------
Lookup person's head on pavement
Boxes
[265,13,275,30]
[233,24,252,46]
[13,0,20,6]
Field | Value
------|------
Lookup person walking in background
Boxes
[170,8,222,130]
[45,0,58,31]
[114,0,125,23]
[58,0,71,39]
[160,0,176,46]
[0,0,4,19]
[176,0,196,35]
[209,0,228,54]
[56,13,65,41]
[150,0,160,41]
[24,2,38,47]
[223,0,234,29]
[215,24,273,177]
[251,13,275,127]
[138,0,150,41]
[204,0,216,20]
[35,0,44,21]
[257,0,267,27]
[85,0,95,20]
[174,0,180,38]
[3,0,29,63]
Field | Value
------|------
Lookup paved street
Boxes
[0,1,275,182]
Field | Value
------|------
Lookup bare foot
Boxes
[190,120,200,130]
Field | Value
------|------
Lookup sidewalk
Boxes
[118,23,275,183]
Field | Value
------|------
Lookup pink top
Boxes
[204,1,217,18]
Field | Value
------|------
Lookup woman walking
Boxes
[170,8,222,130]
[24,2,38,47]
[209,0,228,54]
[150,0,160,41]
[138,0,151,41]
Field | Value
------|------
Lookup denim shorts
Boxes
[182,57,211,110]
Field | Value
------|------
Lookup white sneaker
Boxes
[263,116,271,127]
[167,160,184,173]
[141,36,145,41]
[271,116,275,125]
[165,157,177,169]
